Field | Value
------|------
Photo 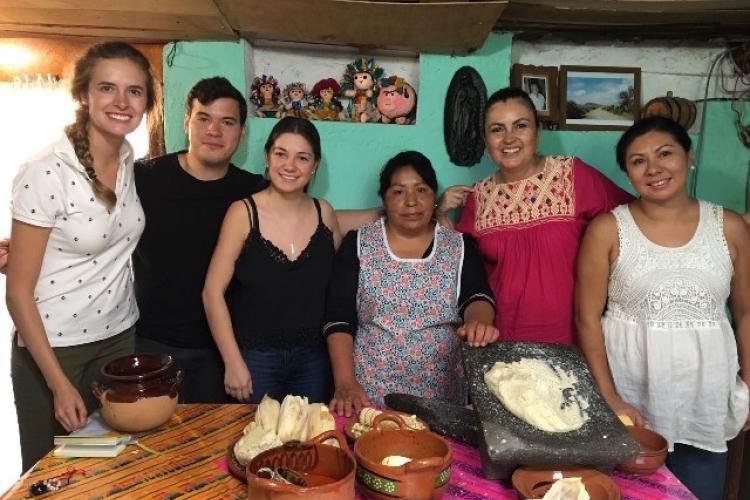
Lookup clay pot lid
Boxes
[101,352,173,381]
[512,467,621,500]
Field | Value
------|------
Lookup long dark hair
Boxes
[378,151,438,200]
[484,87,540,128]
[616,116,692,170]
[264,117,321,162]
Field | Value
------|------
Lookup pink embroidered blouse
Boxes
[456,156,632,344]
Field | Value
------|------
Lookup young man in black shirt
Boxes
[133,77,265,403]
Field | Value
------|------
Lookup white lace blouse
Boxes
[603,200,749,452]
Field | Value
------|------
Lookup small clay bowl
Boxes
[354,413,452,500]
[615,427,668,476]
[512,467,621,500]
[246,430,355,500]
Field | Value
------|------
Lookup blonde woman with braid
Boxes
[6,41,155,470]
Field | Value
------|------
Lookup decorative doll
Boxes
[278,82,310,119]
[376,75,417,125]
[341,57,384,123]
[250,75,281,118]
[309,78,345,121]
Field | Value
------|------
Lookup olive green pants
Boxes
[11,327,134,471]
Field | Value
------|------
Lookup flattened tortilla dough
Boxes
[543,477,590,500]
[484,358,587,433]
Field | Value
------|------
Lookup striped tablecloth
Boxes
[2,404,696,499]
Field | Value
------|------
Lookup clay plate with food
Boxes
[512,466,620,500]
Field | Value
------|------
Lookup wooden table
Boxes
[2,404,696,499]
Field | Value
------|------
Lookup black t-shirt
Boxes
[133,152,265,348]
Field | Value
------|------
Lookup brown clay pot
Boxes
[91,353,182,433]
[615,426,668,476]
[354,413,452,500]
[246,430,356,500]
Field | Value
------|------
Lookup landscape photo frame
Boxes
[559,65,641,130]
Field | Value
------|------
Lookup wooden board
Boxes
[215,0,508,52]
[498,0,750,40]
[0,37,163,81]
[0,0,235,41]
[0,0,748,45]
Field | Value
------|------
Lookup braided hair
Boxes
[65,42,156,210]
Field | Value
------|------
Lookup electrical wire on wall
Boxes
[691,43,750,204]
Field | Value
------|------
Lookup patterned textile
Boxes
[474,155,574,231]
[456,156,633,344]
[3,404,697,499]
[604,201,749,452]
[354,219,465,405]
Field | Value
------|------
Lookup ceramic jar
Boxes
[354,413,452,500]
[92,353,182,433]
[246,430,356,500]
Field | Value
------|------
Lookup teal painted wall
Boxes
[163,40,249,165]
[693,101,750,213]
[163,34,511,209]
[162,36,750,212]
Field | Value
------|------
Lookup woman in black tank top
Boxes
[203,118,341,403]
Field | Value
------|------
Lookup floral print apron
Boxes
[354,219,466,405]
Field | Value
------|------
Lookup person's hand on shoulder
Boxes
[329,381,370,418]
[436,185,473,228]
[457,320,500,347]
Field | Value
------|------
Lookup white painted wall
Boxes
[246,41,419,103]
[513,39,749,103]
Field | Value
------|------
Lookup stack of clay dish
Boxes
[354,413,452,500]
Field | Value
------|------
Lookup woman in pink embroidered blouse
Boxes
[439,88,632,344]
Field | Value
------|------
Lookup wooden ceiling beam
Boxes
[214,0,508,52]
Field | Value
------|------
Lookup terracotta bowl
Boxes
[344,410,429,442]
[512,467,621,500]
[615,427,668,476]
[246,430,356,500]
[354,413,452,500]
[92,353,182,433]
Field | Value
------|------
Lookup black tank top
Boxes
[229,196,334,349]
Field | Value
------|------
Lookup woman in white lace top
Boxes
[576,116,750,500]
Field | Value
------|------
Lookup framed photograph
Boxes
[559,65,641,130]
[511,64,558,123]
